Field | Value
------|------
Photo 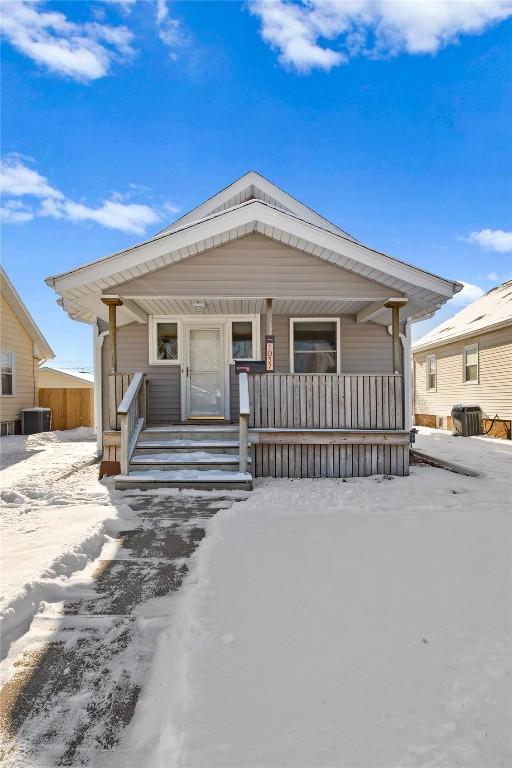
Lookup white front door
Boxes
[184,324,226,419]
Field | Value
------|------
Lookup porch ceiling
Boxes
[134,296,370,317]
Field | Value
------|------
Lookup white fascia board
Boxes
[412,318,512,354]
[1,267,55,359]
[49,201,461,301]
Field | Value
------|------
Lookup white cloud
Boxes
[249,0,512,72]
[46,199,161,235]
[0,199,34,224]
[0,155,63,198]
[450,281,485,306]
[155,0,186,55]
[466,228,512,253]
[1,156,178,235]
[0,0,134,81]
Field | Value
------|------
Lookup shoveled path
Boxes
[0,490,247,767]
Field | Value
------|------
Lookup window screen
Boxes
[232,321,253,359]
[156,323,178,360]
[1,351,14,395]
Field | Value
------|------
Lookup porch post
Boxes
[101,297,123,373]
[385,300,402,375]
[265,297,273,336]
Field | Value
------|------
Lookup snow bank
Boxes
[125,458,511,767]
[0,429,118,658]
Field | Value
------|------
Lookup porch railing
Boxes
[248,373,403,430]
[238,372,250,474]
[117,372,147,474]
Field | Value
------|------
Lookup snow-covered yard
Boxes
[123,429,512,768]
[0,429,114,657]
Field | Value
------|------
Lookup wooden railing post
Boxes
[385,300,403,375]
[101,297,123,374]
[239,372,250,474]
[119,413,128,475]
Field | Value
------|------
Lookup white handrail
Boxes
[239,372,250,474]
[118,372,146,475]
[118,372,144,414]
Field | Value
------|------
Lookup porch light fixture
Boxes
[192,302,206,313]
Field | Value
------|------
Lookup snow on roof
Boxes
[413,280,512,351]
[40,366,94,383]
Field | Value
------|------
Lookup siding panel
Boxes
[0,296,37,423]
[109,234,401,300]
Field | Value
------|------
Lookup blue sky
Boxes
[1,0,511,371]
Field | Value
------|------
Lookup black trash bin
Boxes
[22,407,51,435]
[451,405,482,436]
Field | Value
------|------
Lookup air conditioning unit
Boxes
[22,407,51,435]
[451,405,482,437]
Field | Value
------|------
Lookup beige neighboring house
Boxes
[1,266,55,435]
[413,280,512,439]
[39,367,94,389]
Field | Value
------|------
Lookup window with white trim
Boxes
[230,319,258,362]
[150,319,182,365]
[290,319,340,373]
[1,351,15,395]
[463,343,479,383]
[426,355,436,391]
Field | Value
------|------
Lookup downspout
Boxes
[93,324,109,453]
[387,320,412,431]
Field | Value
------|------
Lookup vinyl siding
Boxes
[102,323,181,424]
[413,326,512,420]
[0,295,38,422]
[108,233,402,300]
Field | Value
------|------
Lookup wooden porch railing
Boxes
[117,372,147,475]
[248,373,403,430]
[238,372,250,474]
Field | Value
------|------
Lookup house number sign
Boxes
[265,335,275,372]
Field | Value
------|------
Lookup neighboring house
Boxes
[413,281,512,439]
[0,266,54,435]
[39,367,94,388]
[46,171,461,487]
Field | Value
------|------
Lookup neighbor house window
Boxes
[463,343,479,383]
[231,321,253,360]
[426,355,436,391]
[1,351,15,395]
[152,321,180,363]
[290,319,339,373]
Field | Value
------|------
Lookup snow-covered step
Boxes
[129,451,251,472]
[139,426,239,442]
[133,439,242,455]
[115,469,253,491]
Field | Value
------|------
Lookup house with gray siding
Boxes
[46,172,462,488]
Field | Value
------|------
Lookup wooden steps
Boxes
[115,424,253,490]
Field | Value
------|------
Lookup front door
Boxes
[185,324,226,419]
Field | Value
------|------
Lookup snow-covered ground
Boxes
[124,429,512,768]
[0,429,116,658]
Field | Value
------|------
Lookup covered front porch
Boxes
[100,293,411,483]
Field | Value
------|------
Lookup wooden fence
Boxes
[39,388,93,431]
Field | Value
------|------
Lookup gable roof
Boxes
[413,280,512,352]
[157,170,358,240]
[45,172,462,327]
[1,266,54,360]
